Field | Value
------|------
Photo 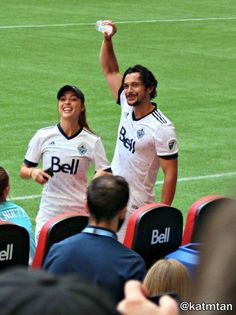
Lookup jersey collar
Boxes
[57,123,83,140]
[132,103,157,121]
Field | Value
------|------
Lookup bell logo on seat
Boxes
[0,244,13,261]
[151,227,170,245]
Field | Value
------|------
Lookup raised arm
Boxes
[99,21,123,99]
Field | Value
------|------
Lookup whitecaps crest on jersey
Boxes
[77,144,87,155]
[168,139,176,150]
[137,128,145,139]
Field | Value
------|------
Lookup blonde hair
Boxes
[143,258,191,301]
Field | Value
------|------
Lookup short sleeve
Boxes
[24,131,43,166]
[155,124,178,157]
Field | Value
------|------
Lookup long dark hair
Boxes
[0,166,9,201]
[78,105,94,133]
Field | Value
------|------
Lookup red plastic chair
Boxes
[123,203,183,268]
[0,220,29,270]
[182,195,228,245]
[31,211,89,269]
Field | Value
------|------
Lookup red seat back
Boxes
[31,211,89,269]
[0,221,29,270]
[182,195,228,245]
[123,203,183,268]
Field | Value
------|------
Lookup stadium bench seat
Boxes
[0,220,30,270]
[182,195,229,245]
[31,211,89,269]
[123,203,183,268]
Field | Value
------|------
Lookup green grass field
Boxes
[1,0,235,228]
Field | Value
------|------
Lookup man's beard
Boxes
[126,94,141,107]
[127,99,141,107]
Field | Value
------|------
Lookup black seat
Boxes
[123,203,183,268]
[0,221,29,270]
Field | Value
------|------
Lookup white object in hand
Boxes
[95,20,112,35]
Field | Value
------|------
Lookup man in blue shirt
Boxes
[43,175,146,303]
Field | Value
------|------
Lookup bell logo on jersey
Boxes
[119,126,136,153]
[51,156,79,174]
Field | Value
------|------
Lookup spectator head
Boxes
[0,267,119,315]
[87,175,129,224]
[0,166,10,202]
[143,258,191,301]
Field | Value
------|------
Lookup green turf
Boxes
[0,0,235,227]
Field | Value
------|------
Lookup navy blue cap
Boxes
[57,85,85,102]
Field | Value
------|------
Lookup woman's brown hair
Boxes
[143,258,191,301]
[0,166,9,201]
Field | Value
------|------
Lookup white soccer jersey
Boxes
[24,124,110,237]
[113,90,178,240]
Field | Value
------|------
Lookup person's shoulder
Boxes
[51,232,83,251]
[150,107,175,126]
[32,125,57,139]
[149,109,178,141]
[82,128,98,136]
[118,244,146,272]
[45,239,74,262]
[0,200,19,210]
[37,125,57,133]
[82,128,101,142]
[116,241,145,261]
[0,201,29,221]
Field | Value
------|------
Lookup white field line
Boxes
[156,171,236,185]
[9,171,236,201]
[0,17,236,30]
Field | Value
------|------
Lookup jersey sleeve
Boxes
[23,130,43,167]
[91,138,111,171]
[155,124,179,158]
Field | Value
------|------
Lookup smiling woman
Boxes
[19,85,111,240]
[57,85,89,135]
